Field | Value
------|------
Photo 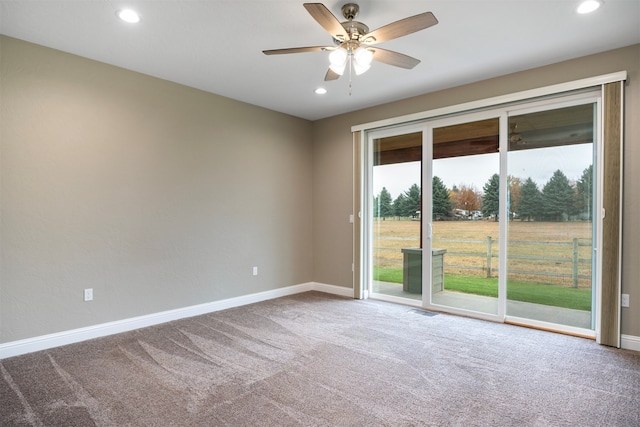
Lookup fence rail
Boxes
[375,236,592,288]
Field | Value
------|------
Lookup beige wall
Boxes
[0,36,314,342]
[2,35,638,345]
[312,44,640,338]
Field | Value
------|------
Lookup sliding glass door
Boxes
[364,91,601,336]
[424,113,503,318]
[505,101,597,331]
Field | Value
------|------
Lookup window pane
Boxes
[372,133,422,301]
[506,104,595,329]
[430,118,500,316]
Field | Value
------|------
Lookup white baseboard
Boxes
[312,282,354,298]
[0,282,352,359]
[3,283,635,359]
[621,334,640,352]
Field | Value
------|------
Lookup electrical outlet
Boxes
[84,288,93,302]
[621,293,629,308]
[253,266,258,276]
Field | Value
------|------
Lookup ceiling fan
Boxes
[263,3,438,82]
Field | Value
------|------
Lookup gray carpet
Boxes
[1,291,639,426]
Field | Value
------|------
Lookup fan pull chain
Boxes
[348,55,353,96]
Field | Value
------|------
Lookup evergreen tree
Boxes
[542,169,575,221]
[377,187,393,219]
[575,164,593,220]
[482,174,500,221]
[393,194,407,218]
[432,176,451,219]
[373,195,379,218]
[517,178,542,221]
[403,183,421,218]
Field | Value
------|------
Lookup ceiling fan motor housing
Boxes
[334,20,369,45]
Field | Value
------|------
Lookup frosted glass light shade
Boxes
[354,46,373,66]
[353,61,371,75]
[353,46,373,75]
[329,48,348,75]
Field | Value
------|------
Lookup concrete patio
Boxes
[372,280,592,330]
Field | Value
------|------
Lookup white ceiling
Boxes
[1,1,639,121]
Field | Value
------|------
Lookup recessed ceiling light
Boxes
[577,0,602,14]
[314,88,327,95]
[117,9,141,23]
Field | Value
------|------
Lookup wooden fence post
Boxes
[486,236,493,278]
[572,238,579,288]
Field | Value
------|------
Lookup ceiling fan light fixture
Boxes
[577,0,602,14]
[353,46,373,66]
[352,46,373,75]
[353,60,371,75]
[329,47,348,75]
[329,63,346,75]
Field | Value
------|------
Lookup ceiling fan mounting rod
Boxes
[341,3,359,20]
[337,2,369,42]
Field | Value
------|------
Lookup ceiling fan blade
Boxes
[371,47,421,69]
[263,46,329,55]
[324,68,341,81]
[303,3,349,41]
[364,12,438,44]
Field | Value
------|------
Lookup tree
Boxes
[574,164,593,220]
[508,176,522,219]
[482,174,500,221]
[542,170,575,221]
[517,178,542,221]
[393,194,407,218]
[373,195,379,218]
[451,184,481,213]
[403,183,421,218]
[432,176,451,219]
[376,187,393,219]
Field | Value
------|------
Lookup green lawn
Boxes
[374,267,592,311]
[374,267,404,284]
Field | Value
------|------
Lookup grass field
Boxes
[373,218,593,310]
[372,271,591,311]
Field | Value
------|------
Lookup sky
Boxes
[373,144,593,199]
